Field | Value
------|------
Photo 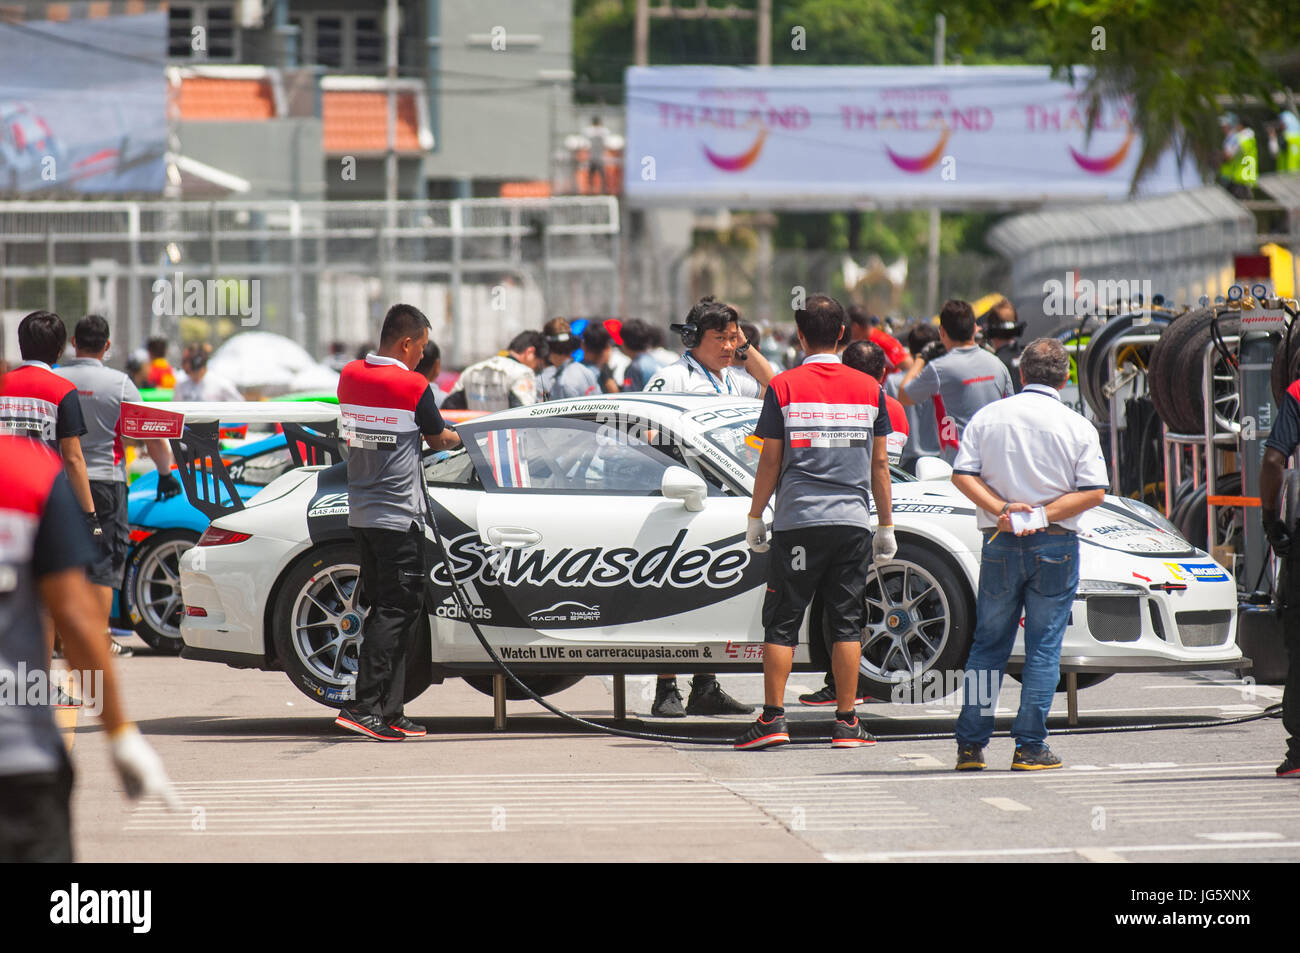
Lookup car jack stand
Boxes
[612,674,627,721]
[493,673,508,731]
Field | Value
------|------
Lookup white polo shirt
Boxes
[951,383,1109,532]
[643,352,761,397]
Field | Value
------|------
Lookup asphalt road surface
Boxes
[64,635,1297,863]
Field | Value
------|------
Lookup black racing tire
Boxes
[1008,671,1113,692]
[1176,473,1243,557]
[1170,309,1239,435]
[856,538,975,702]
[270,542,430,709]
[1271,319,1300,408]
[462,674,585,700]
[1080,311,1171,422]
[1148,311,1205,433]
[124,528,199,654]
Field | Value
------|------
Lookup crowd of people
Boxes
[1,284,1294,858]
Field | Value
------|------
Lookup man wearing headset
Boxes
[644,296,776,398]
[643,297,776,717]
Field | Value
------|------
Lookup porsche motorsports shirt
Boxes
[0,361,86,452]
[754,353,891,532]
[0,437,98,777]
[338,353,446,532]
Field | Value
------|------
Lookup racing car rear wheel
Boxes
[462,674,585,700]
[125,529,199,654]
[271,543,431,709]
[857,539,973,700]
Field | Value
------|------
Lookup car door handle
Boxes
[486,526,542,549]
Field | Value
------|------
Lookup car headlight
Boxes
[1117,498,1187,543]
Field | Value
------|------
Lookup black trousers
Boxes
[352,525,426,721]
[1281,548,1300,760]
[0,759,74,862]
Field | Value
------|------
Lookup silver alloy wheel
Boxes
[860,560,951,683]
[290,563,366,689]
[134,537,193,639]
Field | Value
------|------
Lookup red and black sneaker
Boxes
[734,714,790,750]
[798,680,873,707]
[1277,755,1300,778]
[390,716,427,738]
[335,708,404,741]
[830,715,876,748]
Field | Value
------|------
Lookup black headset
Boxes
[670,322,700,349]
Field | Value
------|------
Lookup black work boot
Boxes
[651,678,686,717]
[686,675,754,715]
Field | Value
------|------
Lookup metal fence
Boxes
[0,196,620,368]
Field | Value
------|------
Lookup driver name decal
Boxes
[431,529,750,591]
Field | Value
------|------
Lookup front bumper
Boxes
[1007,582,1242,670]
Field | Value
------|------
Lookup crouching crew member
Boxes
[335,305,461,742]
[949,338,1107,772]
[736,294,896,750]
[1259,375,1300,778]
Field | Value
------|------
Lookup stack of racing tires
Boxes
[1146,306,1244,554]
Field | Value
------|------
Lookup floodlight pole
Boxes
[926,14,945,318]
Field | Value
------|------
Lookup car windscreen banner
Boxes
[120,402,184,440]
[0,8,166,193]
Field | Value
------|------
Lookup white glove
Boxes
[110,724,181,811]
[746,516,770,553]
[872,525,898,565]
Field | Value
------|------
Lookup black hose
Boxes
[423,503,1283,746]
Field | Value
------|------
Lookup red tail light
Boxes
[197,527,252,547]
[185,606,208,617]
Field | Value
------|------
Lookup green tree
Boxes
[928,0,1300,190]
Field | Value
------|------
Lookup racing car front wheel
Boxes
[271,543,430,709]
[125,529,199,654]
[857,539,974,701]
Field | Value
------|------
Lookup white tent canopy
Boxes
[208,332,340,395]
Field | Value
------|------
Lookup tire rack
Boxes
[1103,330,1163,497]
[1160,334,1241,568]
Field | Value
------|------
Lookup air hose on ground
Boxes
[425,504,1283,746]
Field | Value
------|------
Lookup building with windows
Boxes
[162,0,581,200]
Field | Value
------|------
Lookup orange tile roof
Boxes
[177,77,276,121]
[322,90,423,154]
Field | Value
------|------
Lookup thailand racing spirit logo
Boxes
[430,529,751,591]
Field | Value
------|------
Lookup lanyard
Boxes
[685,352,733,395]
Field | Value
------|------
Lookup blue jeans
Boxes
[955,532,1079,749]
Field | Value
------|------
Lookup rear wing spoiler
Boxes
[121,401,342,521]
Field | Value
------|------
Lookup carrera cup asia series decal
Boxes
[425,500,765,629]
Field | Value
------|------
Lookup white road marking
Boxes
[981,797,1031,812]
[1106,762,1180,769]
[1075,847,1128,863]
[127,772,788,836]
[827,840,1300,862]
[1197,831,1284,841]
[898,753,944,768]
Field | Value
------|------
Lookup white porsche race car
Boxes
[176,394,1244,708]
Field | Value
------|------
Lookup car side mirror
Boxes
[915,456,954,481]
[661,466,707,511]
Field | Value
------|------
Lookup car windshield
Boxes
[700,414,915,482]
[702,415,763,475]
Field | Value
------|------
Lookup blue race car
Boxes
[116,432,298,653]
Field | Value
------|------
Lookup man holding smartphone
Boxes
[948,338,1108,771]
